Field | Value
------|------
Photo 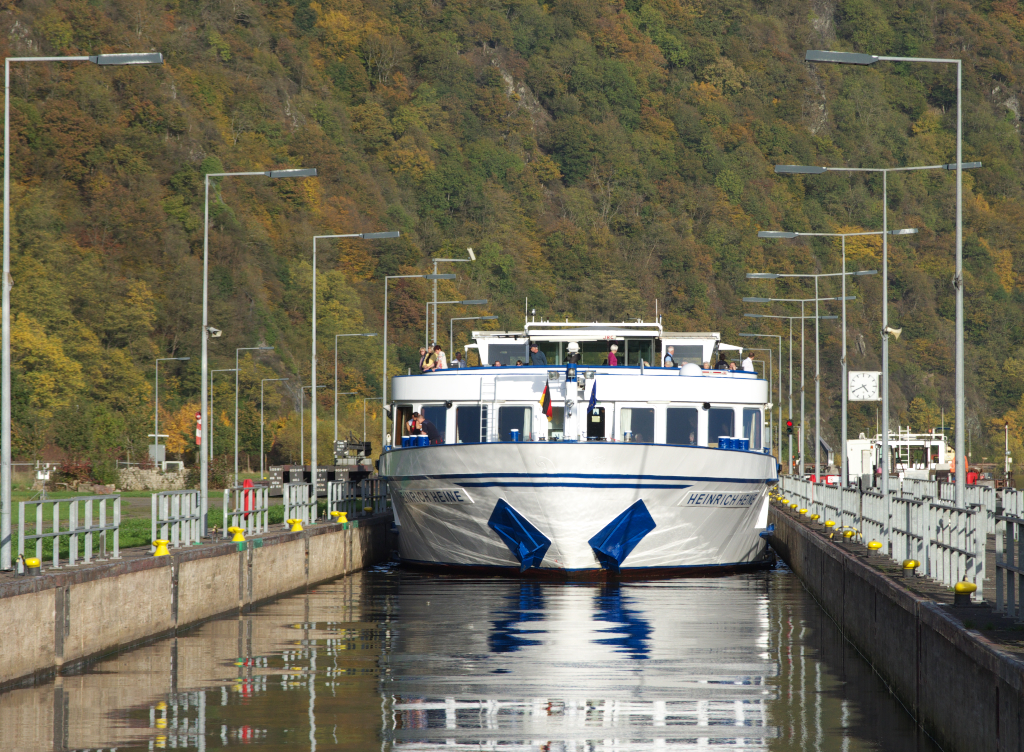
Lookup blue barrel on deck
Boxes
[417,435,430,447]
[510,429,520,442]
[738,437,750,450]
[718,437,734,450]
[402,436,412,448]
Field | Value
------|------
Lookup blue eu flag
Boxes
[588,380,597,413]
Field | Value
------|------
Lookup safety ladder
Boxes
[479,380,494,442]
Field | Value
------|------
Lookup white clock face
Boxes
[849,371,881,401]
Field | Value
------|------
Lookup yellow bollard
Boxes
[330,511,348,524]
[228,526,245,543]
[287,518,303,533]
[902,559,919,578]
[954,579,978,606]
[23,556,41,575]
[824,520,835,528]
[799,508,808,515]
[843,529,855,540]
[363,506,374,514]
[810,514,820,521]
[152,540,170,557]
[867,540,883,555]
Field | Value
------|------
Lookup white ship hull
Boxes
[380,442,777,576]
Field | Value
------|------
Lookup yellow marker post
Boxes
[153,540,170,557]
[228,527,245,543]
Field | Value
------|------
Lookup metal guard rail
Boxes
[152,490,203,552]
[778,477,984,598]
[18,494,121,574]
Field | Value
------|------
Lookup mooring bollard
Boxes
[152,540,170,557]
[810,514,820,521]
[287,518,303,533]
[842,529,856,543]
[902,559,919,578]
[954,580,978,606]
[228,526,245,543]
[867,540,882,556]
[363,506,373,514]
[24,556,40,575]
[330,511,348,524]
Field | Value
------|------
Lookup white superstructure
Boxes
[379,321,778,576]
[846,427,952,483]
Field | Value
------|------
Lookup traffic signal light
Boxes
[786,419,794,434]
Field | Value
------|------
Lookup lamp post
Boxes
[744,295,854,476]
[334,333,377,448]
[431,249,476,344]
[754,229,915,485]
[450,316,499,361]
[383,274,456,450]
[260,378,288,480]
[153,356,190,465]
[744,314,838,473]
[805,48,971,508]
[775,163,978,515]
[364,397,382,443]
[200,167,316,539]
[1,51,164,570]
[311,234,396,489]
[235,346,273,486]
[209,369,237,463]
[425,300,487,349]
[738,334,782,456]
[300,385,326,466]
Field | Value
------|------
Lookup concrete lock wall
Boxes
[0,515,392,690]
[769,506,1024,752]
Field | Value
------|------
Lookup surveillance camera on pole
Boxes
[206,326,222,338]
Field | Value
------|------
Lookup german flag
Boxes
[539,379,553,418]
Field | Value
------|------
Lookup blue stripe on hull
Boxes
[388,471,762,484]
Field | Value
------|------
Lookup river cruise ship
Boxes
[379,320,777,577]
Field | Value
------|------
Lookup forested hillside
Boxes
[6,0,1024,477]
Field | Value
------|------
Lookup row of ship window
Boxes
[397,404,762,448]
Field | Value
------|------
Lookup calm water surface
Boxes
[1,565,939,751]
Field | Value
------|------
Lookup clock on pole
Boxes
[848,371,881,401]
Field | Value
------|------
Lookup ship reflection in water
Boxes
[0,567,938,751]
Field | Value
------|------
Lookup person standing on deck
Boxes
[663,346,675,367]
[741,352,754,372]
[530,343,547,366]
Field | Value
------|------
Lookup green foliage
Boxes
[3,0,1024,468]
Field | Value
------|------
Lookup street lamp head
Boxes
[265,168,317,178]
[855,270,879,276]
[176,357,191,361]
[467,247,476,261]
[821,315,840,320]
[944,162,982,170]
[742,297,773,303]
[460,299,488,305]
[888,228,919,236]
[743,313,766,318]
[757,231,798,239]
[775,165,827,174]
[746,273,780,279]
[479,316,499,321]
[424,273,457,280]
[90,52,164,65]
[805,50,878,65]
[361,231,400,239]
